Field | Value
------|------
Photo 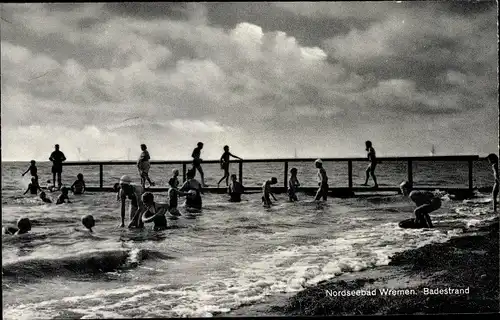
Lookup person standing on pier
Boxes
[486,153,499,212]
[218,145,243,187]
[191,142,208,187]
[362,140,379,188]
[117,175,145,228]
[137,144,155,189]
[314,159,329,201]
[49,144,66,189]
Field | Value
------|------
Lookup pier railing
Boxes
[62,155,480,195]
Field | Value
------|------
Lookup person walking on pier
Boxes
[218,145,243,187]
[486,153,499,212]
[362,140,379,188]
[191,142,208,187]
[314,159,329,201]
[49,144,66,189]
[137,144,155,189]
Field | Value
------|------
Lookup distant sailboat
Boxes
[430,145,436,156]
[294,148,298,158]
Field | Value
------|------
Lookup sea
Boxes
[1,159,497,319]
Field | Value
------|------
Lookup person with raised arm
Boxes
[22,160,38,183]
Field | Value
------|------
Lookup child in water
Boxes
[218,145,243,187]
[168,169,184,216]
[288,168,300,202]
[140,192,169,231]
[180,169,203,210]
[262,177,278,207]
[56,187,71,205]
[40,192,52,203]
[4,218,32,235]
[486,153,499,212]
[24,177,43,195]
[362,140,379,188]
[399,181,441,228]
[70,173,86,195]
[228,174,244,202]
[22,160,38,182]
[314,159,329,201]
[81,215,95,232]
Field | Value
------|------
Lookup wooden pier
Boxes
[62,155,480,198]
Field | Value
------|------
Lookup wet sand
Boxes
[228,218,499,316]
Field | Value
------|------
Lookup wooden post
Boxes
[348,160,353,189]
[99,164,103,190]
[468,160,473,191]
[182,163,187,182]
[284,161,289,189]
[239,161,243,184]
[407,160,413,185]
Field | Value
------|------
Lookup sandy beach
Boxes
[266,218,499,316]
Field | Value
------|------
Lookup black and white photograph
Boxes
[1,1,498,318]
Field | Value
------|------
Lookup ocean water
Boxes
[1,160,497,319]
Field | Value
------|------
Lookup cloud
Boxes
[0,2,497,161]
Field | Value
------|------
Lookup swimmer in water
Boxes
[218,145,243,187]
[117,175,145,228]
[70,173,86,195]
[4,217,32,235]
[40,192,52,203]
[314,159,329,201]
[288,168,300,202]
[228,174,244,202]
[140,192,169,231]
[399,181,441,228]
[22,160,38,182]
[56,187,71,204]
[486,153,499,212]
[362,140,379,188]
[24,177,43,195]
[137,144,155,189]
[180,169,203,210]
[191,142,208,187]
[81,215,95,232]
[262,177,278,207]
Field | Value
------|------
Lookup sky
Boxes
[1,1,498,161]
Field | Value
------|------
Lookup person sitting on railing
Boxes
[398,181,441,228]
[180,169,203,210]
[314,159,329,201]
[191,142,208,187]
[70,173,86,195]
[140,192,169,231]
[362,140,379,188]
[288,168,300,202]
[228,174,244,202]
[486,153,499,213]
[262,177,278,207]
[218,145,243,187]
[137,144,155,189]
[117,175,145,228]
